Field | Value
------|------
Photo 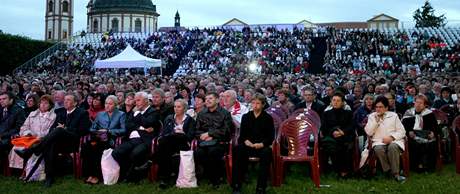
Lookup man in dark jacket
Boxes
[194,92,233,187]
[16,92,91,187]
[296,86,326,116]
[0,92,26,155]
[433,87,454,109]
[112,91,162,182]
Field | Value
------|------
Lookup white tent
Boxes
[94,45,162,74]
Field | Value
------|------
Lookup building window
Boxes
[93,19,99,32]
[48,1,53,12]
[135,19,142,32]
[63,30,68,39]
[62,1,69,13]
[48,31,52,39]
[111,18,119,32]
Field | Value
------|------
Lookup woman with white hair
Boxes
[156,99,196,189]
[81,95,126,184]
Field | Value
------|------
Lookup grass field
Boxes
[0,163,459,194]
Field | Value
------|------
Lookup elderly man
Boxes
[222,90,249,128]
[53,90,65,109]
[195,92,233,187]
[16,93,90,187]
[111,91,162,183]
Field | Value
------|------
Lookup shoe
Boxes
[232,184,241,194]
[232,188,241,194]
[255,187,266,194]
[159,181,169,190]
[394,175,406,183]
[134,160,152,171]
[14,148,32,159]
[44,178,54,188]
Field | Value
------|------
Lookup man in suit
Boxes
[0,92,26,156]
[111,91,162,183]
[16,92,91,187]
[296,86,326,116]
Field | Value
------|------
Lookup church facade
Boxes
[86,0,159,33]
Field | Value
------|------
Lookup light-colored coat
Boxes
[9,110,56,169]
[365,111,406,150]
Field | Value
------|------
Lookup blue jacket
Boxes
[90,109,126,137]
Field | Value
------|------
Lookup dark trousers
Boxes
[156,134,190,180]
[111,137,150,181]
[31,127,79,180]
[409,140,437,170]
[81,140,109,178]
[194,144,226,185]
[320,139,353,174]
[232,144,272,189]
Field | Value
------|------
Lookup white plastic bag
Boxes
[101,148,120,185]
[176,150,197,188]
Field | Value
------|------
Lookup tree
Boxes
[413,1,447,28]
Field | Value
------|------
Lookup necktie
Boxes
[2,108,7,118]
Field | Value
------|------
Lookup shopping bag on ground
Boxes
[176,150,197,188]
[101,148,120,185]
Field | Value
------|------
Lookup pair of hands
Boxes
[382,136,395,144]
[200,132,213,141]
[332,129,345,138]
[244,140,264,149]
[408,131,435,139]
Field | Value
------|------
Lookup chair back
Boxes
[279,116,318,157]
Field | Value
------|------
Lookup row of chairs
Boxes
[3,107,459,187]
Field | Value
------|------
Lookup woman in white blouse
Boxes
[365,96,406,183]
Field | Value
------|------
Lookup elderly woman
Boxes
[365,96,406,182]
[402,94,439,172]
[81,95,126,184]
[9,95,56,181]
[320,92,354,178]
[156,99,195,189]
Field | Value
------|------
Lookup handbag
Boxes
[101,148,120,185]
[11,136,40,148]
[91,130,109,142]
[176,150,197,188]
[198,139,218,147]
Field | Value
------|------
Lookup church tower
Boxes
[174,11,180,27]
[45,0,73,41]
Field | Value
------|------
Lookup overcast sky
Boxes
[1,0,459,40]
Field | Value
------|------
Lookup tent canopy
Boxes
[94,45,161,69]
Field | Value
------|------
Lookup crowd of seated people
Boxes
[1,26,460,192]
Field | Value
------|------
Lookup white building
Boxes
[86,0,160,33]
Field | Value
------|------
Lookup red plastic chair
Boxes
[452,116,460,174]
[290,108,321,129]
[367,136,410,177]
[431,109,448,171]
[273,116,320,187]
[149,138,198,182]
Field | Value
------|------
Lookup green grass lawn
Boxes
[1,164,459,194]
